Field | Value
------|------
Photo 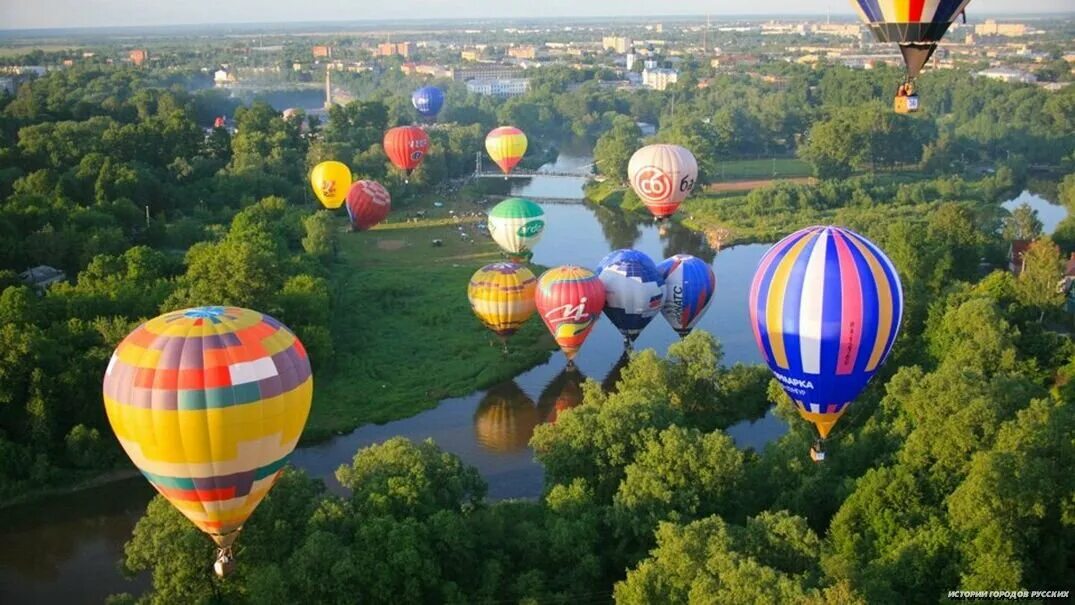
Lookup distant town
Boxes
[2,15,1072,111]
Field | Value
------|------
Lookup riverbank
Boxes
[306,197,555,440]
[0,195,555,509]
[0,468,140,509]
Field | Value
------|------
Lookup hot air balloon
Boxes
[411,85,445,119]
[628,144,698,220]
[657,254,716,337]
[535,266,605,362]
[749,226,903,462]
[487,198,545,263]
[850,0,972,113]
[383,125,430,175]
[102,306,312,577]
[474,381,538,453]
[595,249,664,347]
[486,126,527,175]
[468,262,538,348]
[345,180,391,231]
[309,161,352,209]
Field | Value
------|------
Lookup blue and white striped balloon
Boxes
[749,226,904,439]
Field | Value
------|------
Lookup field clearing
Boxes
[714,158,813,181]
[305,200,554,439]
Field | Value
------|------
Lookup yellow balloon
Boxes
[468,262,537,338]
[485,126,528,175]
[310,161,352,209]
[102,306,313,574]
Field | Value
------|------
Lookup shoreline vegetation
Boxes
[0,193,557,509]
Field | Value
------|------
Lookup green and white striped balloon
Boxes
[488,198,545,261]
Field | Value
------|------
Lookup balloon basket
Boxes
[213,547,235,578]
[809,440,826,463]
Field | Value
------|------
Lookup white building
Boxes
[626,52,637,71]
[976,67,1036,84]
[214,69,235,85]
[466,78,531,97]
[642,68,678,91]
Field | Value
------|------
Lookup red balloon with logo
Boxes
[383,126,430,175]
[534,266,606,361]
[627,144,699,220]
[345,180,391,231]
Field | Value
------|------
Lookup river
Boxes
[1002,190,1069,235]
[2,147,1064,603]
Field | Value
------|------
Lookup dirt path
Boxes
[706,177,815,193]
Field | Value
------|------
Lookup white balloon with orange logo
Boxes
[627,144,698,220]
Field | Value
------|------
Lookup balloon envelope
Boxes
[102,306,312,549]
[488,198,545,260]
[310,161,352,209]
[535,266,605,360]
[595,249,664,342]
[749,226,903,439]
[346,180,391,231]
[628,144,698,219]
[657,254,716,337]
[383,126,430,174]
[411,86,445,118]
[486,126,528,175]
[468,262,538,337]
[851,0,972,78]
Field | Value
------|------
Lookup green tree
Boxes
[1014,237,1065,321]
[613,426,745,553]
[593,116,641,181]
[1002,202,1044,242]
[335,437,486,518]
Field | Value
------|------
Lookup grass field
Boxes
[713,158,813,181]
[304,199,554,440]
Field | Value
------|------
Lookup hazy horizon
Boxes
[2,1,1073,32]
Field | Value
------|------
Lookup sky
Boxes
[1,0,1071,30]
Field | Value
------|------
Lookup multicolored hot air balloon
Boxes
[595,249,664,345]
[468,263,538,344]
[345,180,391,231]
[486,126,527,175]
[850,0,972,113]
[657,254,717,337]
[535,266,605,361]
[628,144,698,220]
[749,226,903,461]
[411,85,445,119]
[383,126,430,175]
[102,306,312,576]
[488,198,545,263]
[309,161,352,209]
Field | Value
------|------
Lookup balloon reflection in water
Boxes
[537,367,586,425]
[600,352,632,394]
[473,381,538,453]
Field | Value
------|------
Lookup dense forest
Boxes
[0,57,1073,603]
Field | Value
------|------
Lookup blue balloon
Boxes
[411,86,445,118]
[596,249,664,342]
[656,254,716,337]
